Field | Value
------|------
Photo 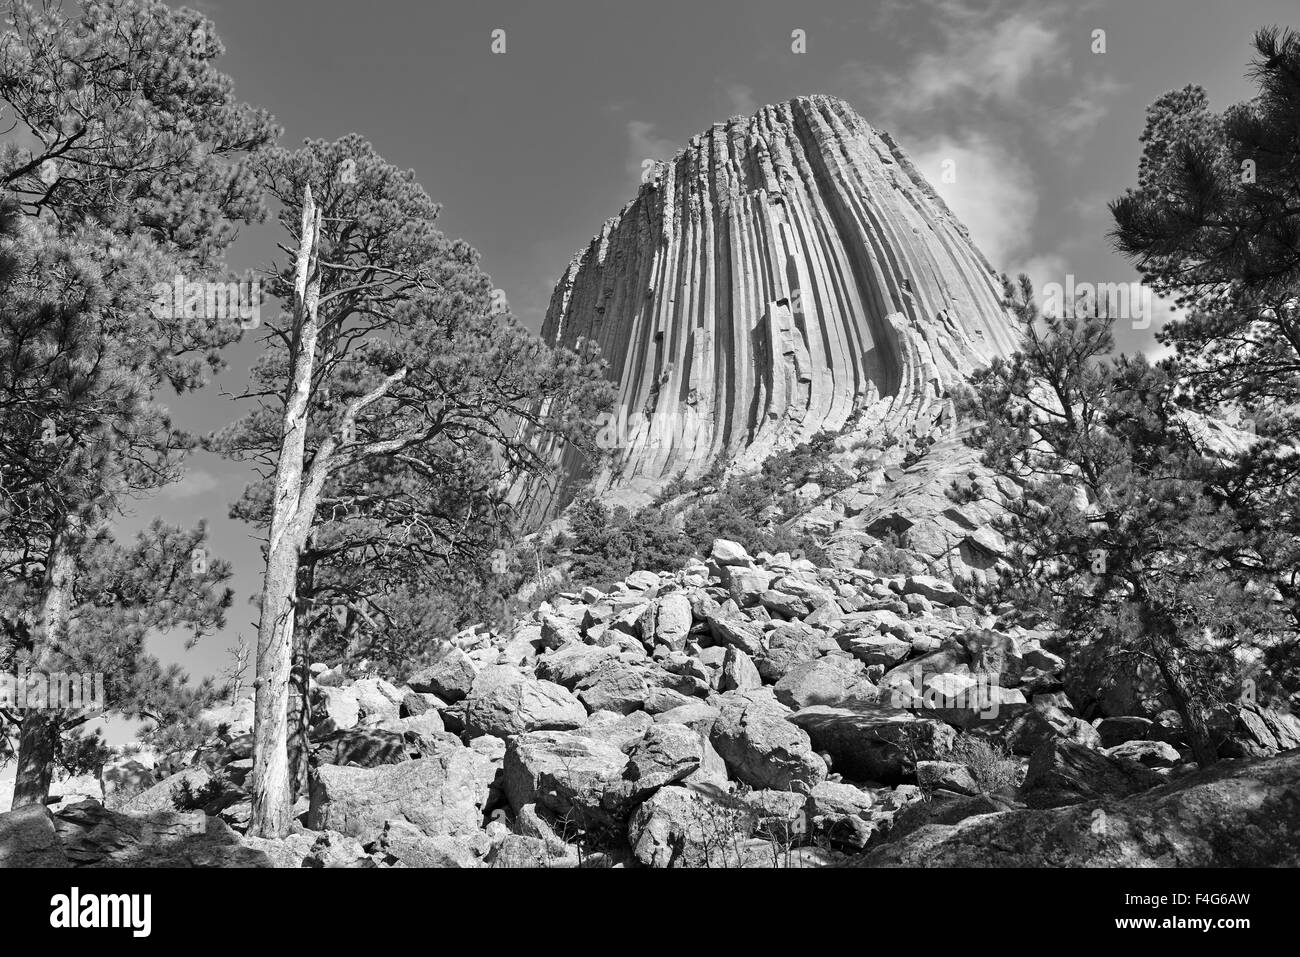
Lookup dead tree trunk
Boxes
[247,185,411,837]
[249,186,322,838]
[288,552,315,801]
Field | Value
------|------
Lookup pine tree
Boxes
[208,136,610,837]
[958,277,1284,767]
[1110,25,1300,695]
[0,0,276,807]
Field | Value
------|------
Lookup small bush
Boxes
[860,530,917,576]
[560,497,695,590]
[172,770,230,812]
[942,735,1021,794]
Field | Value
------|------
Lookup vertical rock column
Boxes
[520,94,1020,520]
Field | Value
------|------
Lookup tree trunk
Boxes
[11,518,76,810]
[1151,639,1218,768]
[250,186,321,839]
[10,712,59,809]
[288,642,311,801]
[288,556,314,801]
[251,543,299,835]
[1140,599,1218,768]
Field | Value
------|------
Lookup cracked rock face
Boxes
[520,94,1019,517]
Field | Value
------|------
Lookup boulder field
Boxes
[3,539,1296,867]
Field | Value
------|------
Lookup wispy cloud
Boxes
[720,82,758,118]
[911,133,1039,272]
[844,3,1069,118]
[840,0,1125,278]
[1041,74,1126,145]
[161,469,222,500]
[625,120,679,186]
[1010,252,1072,292]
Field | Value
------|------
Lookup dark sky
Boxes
[13,0,1296,756]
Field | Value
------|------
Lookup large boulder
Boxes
[100,754,158,807]
[489,833,576,868]
[709,696,827,790]
[575,710,656,750]
[710,539,754,567]
[1104,739,1182,769]
[901,574,968,607]
[719,565,774,606]
[880,791,1018,847]
[860,749,1300,867]
[1002,704,1101,755]
[312,685,361,737]
[760,589,811,619]
[241,829,369,869]
[808,781,876,849]
[534,643,619,689]
[839,633,911,668]
[502,731,632,827]
[755,624,839,682]
[916,760,980,796]
[878,646,971,703]
[540,614,582,649]
[773,656,876,710]
[653,702,722,737]
[1020,738,1163,808]
[0,804,68,867]
[351,677,405,721]
[316,729,412,768]
[118,766,220,815]
[719,646,762,692]
[788,704,955,784]
[623,724,704,791]
[1094,715,1155,749]
[1217,702,1300,757]
[372,818,488,868]
[53,801,270,867]
[628,786,753,868]
[575,660,652,715]
[647,593,693,650]
[307,741,495,840]
[197,696,255,736]
[705,614,765,657]
[463,676,586,738]
[409,649,477,703]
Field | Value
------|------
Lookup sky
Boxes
[8,0,1297,755]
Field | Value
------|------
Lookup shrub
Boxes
[942,735,1021,794]
[859,530,918,576]
[172,770,231,812]
[561,497,695,590]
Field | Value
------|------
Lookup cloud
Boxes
[625,120,678,186]
[721,83,758,118]
[1041,74,1126,146]
[1010,253,1071,292]
[911,133,1038,271]
[845,4,1068,120]
[161,469,221,500]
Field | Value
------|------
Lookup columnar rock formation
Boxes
[521,94,1021,517]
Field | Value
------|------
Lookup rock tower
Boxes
[521,94,1020,518]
